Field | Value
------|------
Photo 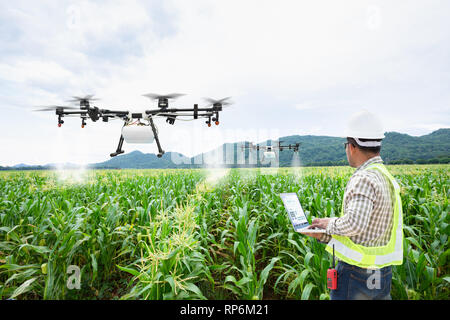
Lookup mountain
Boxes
[89,151,191,169]
[381,129,450,164]
[12,163,29,168]
[275,129,450,166]
[90,128,449,168]
[2,129,449,170]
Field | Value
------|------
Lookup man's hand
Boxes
[310,218,332,230]
[300,228,324,240]
[301,218,333,240]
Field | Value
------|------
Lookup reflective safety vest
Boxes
[325,163,403,269]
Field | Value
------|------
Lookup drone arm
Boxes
[145,106,218,115]
[59,111,88,116]
[57,109,128,122]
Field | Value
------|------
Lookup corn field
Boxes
[0,165,448,300]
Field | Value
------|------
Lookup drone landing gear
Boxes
[110,135,125,157]
[149,116,165,158]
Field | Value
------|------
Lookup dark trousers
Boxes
[330,261,392,300]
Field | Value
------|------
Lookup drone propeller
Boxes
[143,93,185,109]
[203,97,233,107]
[67,95,99,103]
[34,105,78,112]
[142,93,185,100]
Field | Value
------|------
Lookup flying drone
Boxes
[35,94,232,158]
[241,141,300,161]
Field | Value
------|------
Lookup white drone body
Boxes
[120,111,156,144]
[122,123,155,144]
[263,151,277,159]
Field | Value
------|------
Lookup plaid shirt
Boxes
[320,156,395,247]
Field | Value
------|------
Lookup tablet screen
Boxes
[280,193,309,230]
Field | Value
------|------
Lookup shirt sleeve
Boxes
[326,174,377,238]
[319,232,332,243]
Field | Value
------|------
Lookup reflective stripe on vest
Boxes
[325,163,403,268]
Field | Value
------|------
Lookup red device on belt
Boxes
[327,245,337,290]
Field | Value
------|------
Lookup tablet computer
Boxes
[280,193,326,234]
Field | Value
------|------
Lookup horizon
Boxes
[3,127,447,167]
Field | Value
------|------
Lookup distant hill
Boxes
[276,129,450,166]
[2,129,449,170]
[87,128,450,168]
[381,129,450,164]
[89,151,192,169]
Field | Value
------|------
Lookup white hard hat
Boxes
[345,110,385,145]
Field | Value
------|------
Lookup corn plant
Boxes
[0,165,448,300]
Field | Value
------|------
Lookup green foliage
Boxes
[0,165,448,300]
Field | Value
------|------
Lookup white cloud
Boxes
[294,104,311,111]
[401,123,450,136]
[0,60,73,85]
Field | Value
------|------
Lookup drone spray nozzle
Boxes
[57,115,64,127]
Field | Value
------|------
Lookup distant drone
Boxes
[241,141,300,161]
[35,94,232,158]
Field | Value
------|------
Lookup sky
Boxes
[0,0,449,166]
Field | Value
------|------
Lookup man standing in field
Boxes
[304,110,403,300]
